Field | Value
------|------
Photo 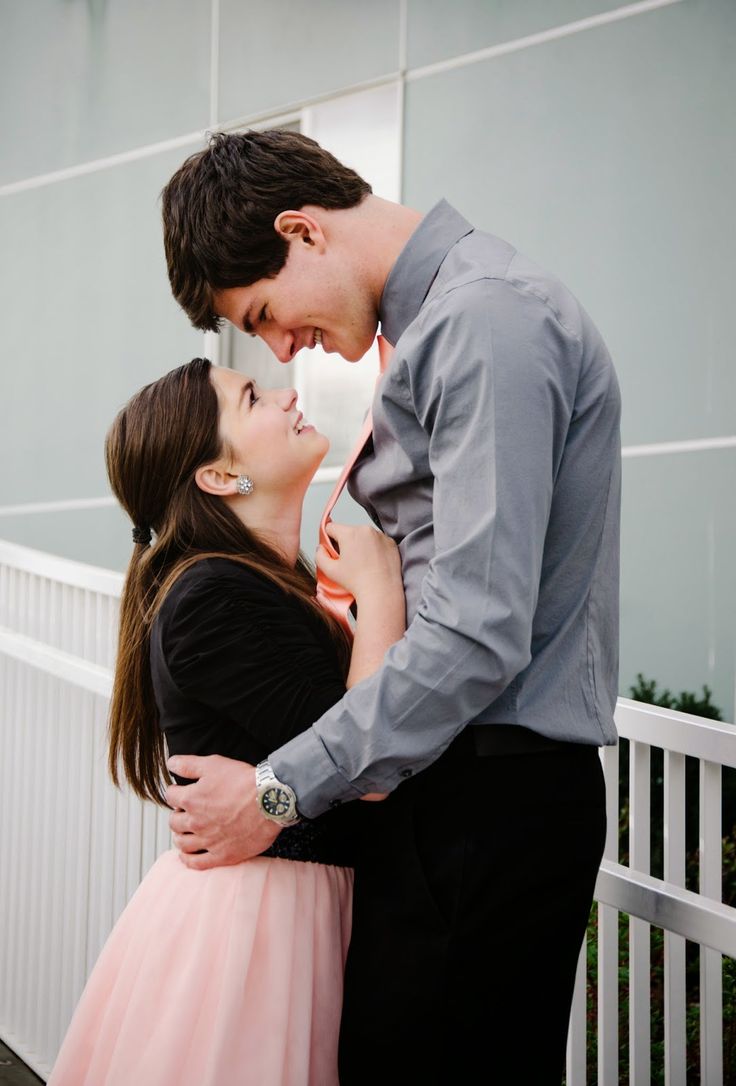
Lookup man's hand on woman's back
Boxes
[166,755,280,869]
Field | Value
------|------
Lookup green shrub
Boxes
[628,673,723,721]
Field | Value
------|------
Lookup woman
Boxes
[48,358,405,1086]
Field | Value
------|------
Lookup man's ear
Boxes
[194,463,238,497]
[273,209,326,252]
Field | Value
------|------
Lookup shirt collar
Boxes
[378,199,474,346]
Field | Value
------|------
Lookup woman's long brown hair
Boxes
[105,357,350,806]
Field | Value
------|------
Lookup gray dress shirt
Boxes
[271,199,621,818]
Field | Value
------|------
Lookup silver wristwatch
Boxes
[255,760,301,827]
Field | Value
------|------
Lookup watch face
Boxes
[262,786,294,818]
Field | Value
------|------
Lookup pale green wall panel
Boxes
[403,0,736,448]
[0,505,132,572]
[218,0,400,120]
[0,0,210,185]
[0,148,204,510]
[407,0,623,69]
[620,449,735,722]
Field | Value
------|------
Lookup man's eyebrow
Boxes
[238,380,254,408]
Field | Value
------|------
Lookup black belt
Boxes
[468,723,583,757]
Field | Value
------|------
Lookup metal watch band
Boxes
[254,760,299,825]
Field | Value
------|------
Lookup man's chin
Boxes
[339,341,375,363]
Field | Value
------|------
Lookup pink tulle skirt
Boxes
[48,850,353,1086]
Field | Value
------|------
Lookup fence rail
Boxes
[1,539,734,1083]
[0,541,168,1081]
[566,702,736,1085]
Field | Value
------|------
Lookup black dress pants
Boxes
[338,727,607,1086]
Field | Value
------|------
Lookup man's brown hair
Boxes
[161,129,372,332]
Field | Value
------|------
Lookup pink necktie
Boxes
[316,335,393,639]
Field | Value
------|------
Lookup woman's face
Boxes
[209,366,329,497]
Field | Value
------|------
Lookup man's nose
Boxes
[262,326,296,364]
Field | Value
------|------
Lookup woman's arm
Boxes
[316,523,406,801]
[317,521,406,689]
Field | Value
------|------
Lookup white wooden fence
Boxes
[0,540,171,1080]
[567,701,736,1084]
[1,538,734,1083]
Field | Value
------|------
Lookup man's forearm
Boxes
[270,610,528,818]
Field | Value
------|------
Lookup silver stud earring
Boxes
[236,474,254,496]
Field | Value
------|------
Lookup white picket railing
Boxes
[0,540,171,1081]
[566,701,736,1085]
[1,538,734,1083]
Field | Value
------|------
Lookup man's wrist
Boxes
[254,759,301,827]
[270,730,366,819]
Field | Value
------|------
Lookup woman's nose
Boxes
[277,387,298,411]
[264,386,297,411]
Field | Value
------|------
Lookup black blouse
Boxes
[150,557,357,866]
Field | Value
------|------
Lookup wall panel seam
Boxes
[0,0,686,197]
[0,131,205,197]
[1,436,735,517]
[210,0,220,128]
[404,0,686,83]
[1,434,735,519]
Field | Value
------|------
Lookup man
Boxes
[161,129,620,1084]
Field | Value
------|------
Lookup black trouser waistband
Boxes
[467,723,590,757]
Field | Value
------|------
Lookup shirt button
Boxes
[400,768,413,778]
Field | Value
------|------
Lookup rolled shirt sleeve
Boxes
[271,277,582,818]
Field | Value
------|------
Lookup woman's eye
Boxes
[259,306,268,325]
[249,386,259,405]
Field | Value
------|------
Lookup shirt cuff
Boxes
[269,726,366,819]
